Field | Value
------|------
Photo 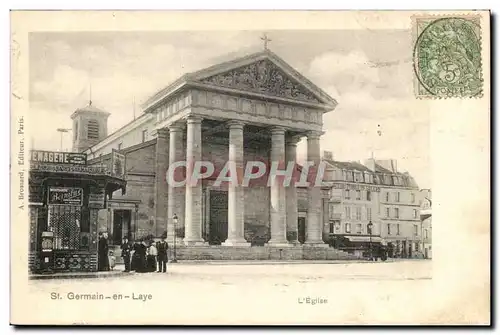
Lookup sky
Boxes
[29,30,430,188]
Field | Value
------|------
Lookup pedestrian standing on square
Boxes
[147,241,158,272]
[156,236,169,273]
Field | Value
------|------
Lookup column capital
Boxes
[152,128,169,139]
[227,120,245,129]
[270,126,286,135]
[286,134,302,146]
[168,122,184,132]
[186,115,203,124]
[307,130,324,140]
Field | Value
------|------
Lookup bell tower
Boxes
[71,102,110,152]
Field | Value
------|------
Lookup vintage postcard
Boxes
[10,11,490,325]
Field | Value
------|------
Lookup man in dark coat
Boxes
[156,236,169,273]
[121,237,132,272]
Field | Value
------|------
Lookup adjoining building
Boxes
[322,152,422,258]
[419,189,432,259]
[28,149,127,274]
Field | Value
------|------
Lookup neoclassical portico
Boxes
[144,49,337,247]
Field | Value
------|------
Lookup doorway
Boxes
[298,217,306,244]
[112,209,131,245]
[209,191,228,245]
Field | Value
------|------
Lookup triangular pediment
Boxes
[142,50,337,112]
[192,53,335,106]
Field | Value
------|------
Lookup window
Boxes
[411,193,416,203]
[385,207,390,218]
[356,223,362,234]
[367,207,372,220]
[394,208,399,218]
[356,190,361,200]
[413,209,418,219]
[385,192,390,202]
[366,191,371,201]
[415,242,419,252]
[356,207,362,220]
[328,203,335,219]
[329,221,334,234]
[118,142,123,151]
[74,121,78,141]
[396,224,401,235]
[345,223,351,233]
[87,119,100,140]
[345,190,350,199]
[387,223,391,235]
[395,192,400,202]
[142,129,148,143]
[414,224,419,236]
[345,206,351,219]
[424,229,429,239]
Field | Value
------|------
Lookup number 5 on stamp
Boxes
[412,15,483,99]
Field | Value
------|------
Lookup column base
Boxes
[267,240,294,248]
[222,239,251,247]
[303,241,329,248]
[182,238,208,246]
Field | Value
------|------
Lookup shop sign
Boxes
[332,182,380,192]
[110,149,126,179]
[89,192,105,209]
[31,150,87,165]
[48,187,83,206]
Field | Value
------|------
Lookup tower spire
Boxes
[89,82,92,106]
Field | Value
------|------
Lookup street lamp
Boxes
[171,213,178,263]
[367,221,374,261]
[56,128,71,152]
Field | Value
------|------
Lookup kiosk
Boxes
[28,150,127,273]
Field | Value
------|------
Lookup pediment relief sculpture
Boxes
[199,60,321,104]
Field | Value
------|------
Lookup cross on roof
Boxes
[260,33,272,50]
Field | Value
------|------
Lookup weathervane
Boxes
[261,33,272,50]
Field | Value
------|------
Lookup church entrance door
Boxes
[209,191,228,245]
[298,217,306,244]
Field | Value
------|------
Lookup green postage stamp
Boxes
[413,15,483,98]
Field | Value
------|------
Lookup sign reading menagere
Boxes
[31,150,87,165]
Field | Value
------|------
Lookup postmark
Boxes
[413,16,483,98]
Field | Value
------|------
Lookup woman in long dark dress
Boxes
[130,241,140,272]
[98,233,110,271]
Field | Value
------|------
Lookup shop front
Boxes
[28,150,126,274]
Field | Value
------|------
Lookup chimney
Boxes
[364,158,376,172]
[375,159,398,173]
[323,150,333,160]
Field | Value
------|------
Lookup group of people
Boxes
[120,236,169,273]
[97,232,169,273]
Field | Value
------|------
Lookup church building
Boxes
[71,48,355,260]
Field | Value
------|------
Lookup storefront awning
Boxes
[345,236,383,243]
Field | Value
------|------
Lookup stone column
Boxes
[223,121,250,246]
[305,131,328,246]
[154,128,169,238]
[166,123,184,243]
[183,116,205,246]
[285,135,300,245]
[267,126,289,246]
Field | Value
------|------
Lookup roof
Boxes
[324,159,372,172]
[71,103,110,119]
[141,49,338,112]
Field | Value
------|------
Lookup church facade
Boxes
[73,50,349,259]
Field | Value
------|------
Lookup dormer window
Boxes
[87,119,99,140]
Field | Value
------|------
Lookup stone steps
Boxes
[110,245,360,263]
